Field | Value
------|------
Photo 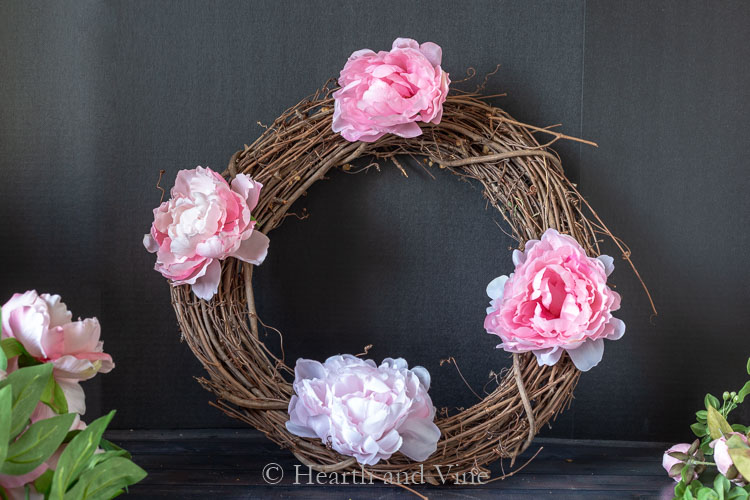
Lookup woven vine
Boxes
[168,82,652,485]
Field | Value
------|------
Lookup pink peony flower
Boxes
[484,228,624,372]
[711,433,749,485]
[286,355,441,465]
[332,37,450,142]
[143,166,269,300]
[1,291,113,414]
[662,443,696,481]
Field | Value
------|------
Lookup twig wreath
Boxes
[144,38,655,487]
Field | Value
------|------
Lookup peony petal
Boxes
[295,358,327,381]
[143,233,159,253]
[40,294,72,328]
[486,275,508,301]
[566,339,605,372]
[57,378,86,414]
[398,418,440,462]
[1,291,39,338]
[60,318,101,355]
[392,38,419,50]
[195,236,227,259]
[231,230,269,265]
[532,347,564,366]
[418,42,442,67]
[410,366,431,391]
[605,317,626,341]
[231,174,263,212]
[52,355,101,380]
[597,254,615,276]
[7,306,50,359]
[389,121,423,139]
[190,259,222,300]
[285,421,318,439]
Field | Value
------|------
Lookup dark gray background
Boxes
[1,0,747,441]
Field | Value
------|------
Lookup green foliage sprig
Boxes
[669,358,750,500]
[0,326,146,499]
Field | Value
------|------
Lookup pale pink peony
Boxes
[711,433,749,485]
[662,443,696,482]
[143,166,269,300]
[286,355,441,465]
[484,228,624,372]
[332,38,450,142]
[1,290,113,414]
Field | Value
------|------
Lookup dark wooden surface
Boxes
[106,429,676,499]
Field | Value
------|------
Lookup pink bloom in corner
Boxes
[286,355,441,465]
[711,433,749,485]
[143,166,270,300]
[662,443,696,482]
[484,228,624,372]
[332,37,450,142]
[1,291,114,415]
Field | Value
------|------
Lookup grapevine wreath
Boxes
[144,38,655,486]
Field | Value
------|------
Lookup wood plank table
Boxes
[106,429,676,499]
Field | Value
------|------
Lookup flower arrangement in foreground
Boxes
[662,357,750,499]
[0,291,145,499]
[146,37,653,483]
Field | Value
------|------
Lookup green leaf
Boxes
[34,469,54,496]
[0,413,75,475]
[708,406,734,440]
[716,474,732,495]
[697,487,720,500]
[0,363,54,438]
[62,456,146,500]
[62,429,82,444]
[728,447,750,483]
[692,422,708,437]
[676,479,689,497]
[1,338,31,360]
[40,376,68,415]
[87,450,129,471]
[0,334,6,373]
[728,486,749,500]
[0,485,8,500]
[697,410,709,422]
[737,381,750,404]
[100,439,131,460]
[50,411,115,499]
[0,386,12,464]
[746,357,750,376]
[683,464,697,483]
[726,434,749,450]
[706,394,722,410]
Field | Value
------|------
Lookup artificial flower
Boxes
[286,354,440,465]
[332,37,450,142]
[1,290,113,414]
[711,432,749,485]
[143,166,269,300]
[484,228,624,371]
[662,443,697,482]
